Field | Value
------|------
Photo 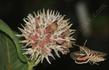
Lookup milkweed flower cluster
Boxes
[17,9,75,64]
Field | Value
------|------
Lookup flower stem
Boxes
[28,62,33,70]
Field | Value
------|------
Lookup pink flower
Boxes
[17,9,75,64]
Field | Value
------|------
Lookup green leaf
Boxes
[0,19,31,70]
[0,19,27,62]
[0,33,28,70]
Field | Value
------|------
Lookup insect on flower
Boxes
[17,9,75,65]
[70,40,106,65]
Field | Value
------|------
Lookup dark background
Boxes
[0,0,109,70]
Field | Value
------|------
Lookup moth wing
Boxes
[91,50,107,57]
[75,58,89,64]
[70,51,86,60]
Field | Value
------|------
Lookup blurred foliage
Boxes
[91,16,109,34]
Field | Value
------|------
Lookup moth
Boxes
[70,40,106,65]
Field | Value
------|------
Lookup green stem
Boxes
[27,57,41,70]
[28,62,33,70]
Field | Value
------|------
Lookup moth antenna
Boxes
[73,40,88,48]
[73,43,81,47]
[83,40,87,47]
